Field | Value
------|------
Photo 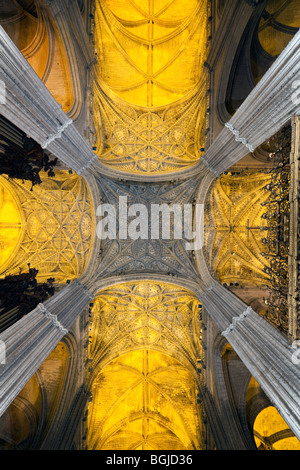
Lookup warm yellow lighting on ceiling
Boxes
[0,171,95,283]
[87,281,203,450]
[205,172,272,286]
[93,0,209,174]
[0,176,23,273]
[94,0,208,107]
[254,406,300,451]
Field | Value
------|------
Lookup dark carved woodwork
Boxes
[0,135,58,190]
[0,265,55,332]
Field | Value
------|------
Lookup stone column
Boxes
[203,29,300,176]
[0,26,97,175]
[199,281,300,440]
[0,279,93,417]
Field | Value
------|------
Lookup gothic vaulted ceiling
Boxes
[92,0,209,174]
[87,281,202,450]
[0,171,95,283]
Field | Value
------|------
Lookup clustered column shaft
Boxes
[200,281,300,440]
[202,29,300,175]
[0,280,93,417]
[0,26,96,175]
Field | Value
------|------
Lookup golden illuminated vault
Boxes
[87,282,203,450]
[258,0,300,58]
[2,0,300,452]
[0,171,95,283]
[254,406,300,450]
[93,0,209,174]
[0,341,69,449]
[1,1,74,113]
[205,172,272,286]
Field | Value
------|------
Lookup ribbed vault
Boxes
[0,0,75,113]
[258,0,300,58]
[0,176,23,273]
[254,406,300,450]
[93,0,209,175]
[86,281,203,450]
[94,175,203,281]
[204,171,272,287]
[87,350,202,450]
[1,0,300,452]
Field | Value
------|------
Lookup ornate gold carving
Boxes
[289,116,300,340]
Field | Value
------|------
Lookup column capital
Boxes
[0,280,92,417]
[0,26,96,175]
